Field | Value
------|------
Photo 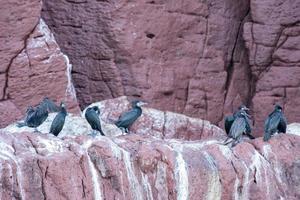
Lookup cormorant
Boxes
[50,102,67,136]
[263,104,287,141]
[224,105,254,139]
[17,97,60,131]
[115,100,147,133]
[224,109,253,147]
[85,106,105,136]
[42,97,60,112]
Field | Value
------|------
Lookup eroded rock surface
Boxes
[4,96,224,141]
[0,0,79,127]
[243,0,300,135]
[0,130,299,200]
[1,97,299,199]
[41,0,251,126]
[1,1,299,134]
[41,0,300,137]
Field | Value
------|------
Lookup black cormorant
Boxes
[17,97,60,131]
[85,106,105,136]
[224,109,253,147]
[50,102,67,136]
[224,105,253,139]
[42,97,60,112]
[263,104,287,141]
[115,100,147,133]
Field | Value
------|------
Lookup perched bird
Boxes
[41,97,61,112]
[224,105,250,135]
[224,110,253,147]
[115,100,147,133]
[85,106,105,136]
[263,104,287,141]
[50,102,67,136]
[17,97,60,131]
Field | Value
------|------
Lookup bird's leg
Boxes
[125,128,129,134]
[119,127,125,135]
[92,130,99,137]
[223,137,232,145]
[34,128,42,133]
[232,136,242,147]
[89,130,96,137]
[231,140,239,148]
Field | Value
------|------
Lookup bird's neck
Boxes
[61,107,67,115]
[133,106,142,114]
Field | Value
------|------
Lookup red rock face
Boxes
[41,0,251,125]
[0,131,299,199]
[0,0,79,127]
[1,0,299,133]
[243,0,300,135]
[41,0,300,137]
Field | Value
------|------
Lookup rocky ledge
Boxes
[0,97,299,200]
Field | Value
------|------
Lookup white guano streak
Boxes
[122,149,144,200]
[141,173,154,200]
[169,143,189,200]
[0,142,25,199]
[83,140,103,200]
[203,152,221,200]
[38,19,77,100]
[63,54,77,100]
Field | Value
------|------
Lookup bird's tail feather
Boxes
[263,131,271,141]
[247,133,255,139]
[16,122,26,128]
[223,137,233,145]
[231,140,239,147]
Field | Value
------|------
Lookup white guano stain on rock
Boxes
[82,140,103,200]
[141,173,154,200]
[202,152,221,200]
[62,54,77,100]
[262,144,283,184]
[168,142,189,200]
[122,149,144,200]
[0,141,26,199]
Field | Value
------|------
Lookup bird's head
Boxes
[275,104,283,112]
[26,106,34,114]
[239,109,251,119]
[132,100,148,108]
[92,106,100,114]
[60,102,66,108]
[238,104,250,111]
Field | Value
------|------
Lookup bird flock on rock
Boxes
[16,97,148,138]
[15,97,287,147]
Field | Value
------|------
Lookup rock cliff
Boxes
[0,0,299,135]
[0,97,299,199]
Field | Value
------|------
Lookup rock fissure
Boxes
[2,21,39,100]
[36,160,47,200]
[223,7,251,109]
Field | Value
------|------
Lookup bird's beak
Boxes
[138,101,148,107]
[244,107,250,111]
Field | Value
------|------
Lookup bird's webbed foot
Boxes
[88,130,97,138]
[34,128,41,133]
[223,137,232,145]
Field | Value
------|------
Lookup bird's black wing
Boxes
[85,111,104,135]
[229,117,246,140]
[278,114,287,133]
[41,98,60,112]
[263,111,281,141]
[50,113,66,136]
[115,109,140,128]
[244,116,255,139]
[224,115,234,135]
